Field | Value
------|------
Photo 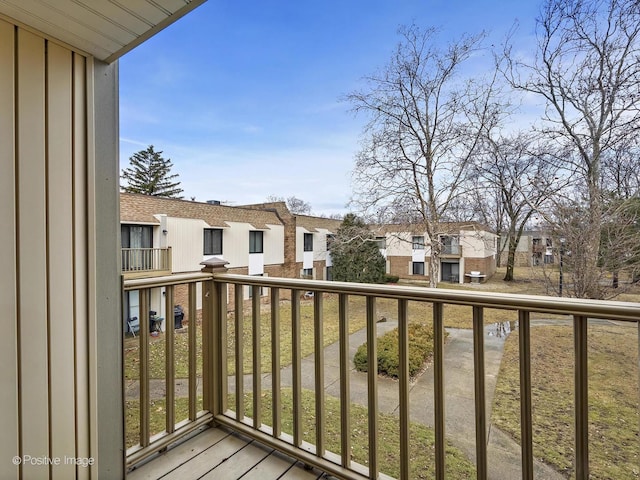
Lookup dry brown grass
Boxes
[492,323,640,479]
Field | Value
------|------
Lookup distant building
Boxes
[499,230,556,267]
[373,223,498,283]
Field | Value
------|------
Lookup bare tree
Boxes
[602,138,640,199]
[266,195,312,215]
[347,25,500,287]
[502,0,640,297]
[472,132,563,281]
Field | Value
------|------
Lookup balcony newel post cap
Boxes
[200,257,230,273]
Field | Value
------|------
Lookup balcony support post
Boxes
[338,293,351,468]
[200,258,230,418]
[271,288,282,437]
[314,292,326,457]
[574,315,589,479]
[472,306,487,480]
[188,282,198,421]
[139,288,150,447]
[234,280,245,421]
[518,310,533,480]
[398,299,410,480]
[165,285,176,434]
[252,285,262,428]
[433,302,445,480]
[292,289,303,446]
[366,296,378,478]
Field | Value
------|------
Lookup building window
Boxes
[302,268,313,279]
[304,233,313,252]
[203,228,223,255]
[412,235,425,249]
[326,234,335,250]
[412,262,425,275]
[121,224,153,248]
[375,236,386,249]
[440,235,460,255]
[326,266,333,281]
[249,231,264,253]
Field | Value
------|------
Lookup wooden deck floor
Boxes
[126,426,330,480]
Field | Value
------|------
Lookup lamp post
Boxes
[559,237,566,297]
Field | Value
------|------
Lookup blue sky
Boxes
[119,0,541,216]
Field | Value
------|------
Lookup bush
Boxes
[384,275,400,283]
[354,323,443,379]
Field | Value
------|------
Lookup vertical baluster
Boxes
[235,284,244,420]
[252,285,261,428]
[292,289,302,446]
[398,299,410,479]
[339,293,351,468]
[188,282,197,420]
[366,296,378,478]
[472,306,487,479]
[314,291,325,457]
[201,280,213,414]
[215,281,228,416]
[574,315,589,479]
[518,310,533,480]
[165,285,175,434]
[139,288,150,447]
[433,302,445,480]
[271,288,281,438]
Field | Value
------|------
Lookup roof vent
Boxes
[207,200,221,205]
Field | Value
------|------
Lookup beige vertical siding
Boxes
[17,28,49,480]
[72,53,91,480]
[46,42,77,480]
[0,18,19,480]
[0,18,108,479]
[167,217,206,272]
[263,224,284,265]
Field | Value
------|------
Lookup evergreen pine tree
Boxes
[121,145,184,198]
[331,214,386,284]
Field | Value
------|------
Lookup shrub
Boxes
[354,323,443,379]
[384,275,400,283]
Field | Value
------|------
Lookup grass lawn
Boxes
[492,323,640,479]
[126,389,476,479]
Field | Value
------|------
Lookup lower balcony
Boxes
[122,247,172,278]
[123,262,640,480]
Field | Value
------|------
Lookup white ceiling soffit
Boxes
[0,0,207,63]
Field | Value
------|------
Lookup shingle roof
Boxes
[120,193,283,229]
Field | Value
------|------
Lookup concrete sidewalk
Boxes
[129,321,564,479]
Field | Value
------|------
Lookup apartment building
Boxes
[120,193,341,327]
[499,230,556,267]
[375,223,498,283]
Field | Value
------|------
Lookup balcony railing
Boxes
[441,244,461,255]
[121,247,171,278]
[123,261,640,480]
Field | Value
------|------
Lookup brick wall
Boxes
[463,256,497,282]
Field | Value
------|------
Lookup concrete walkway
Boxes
[127,321,564,479]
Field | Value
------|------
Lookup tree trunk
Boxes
[504,248,516,281]
[429,240,441,288]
